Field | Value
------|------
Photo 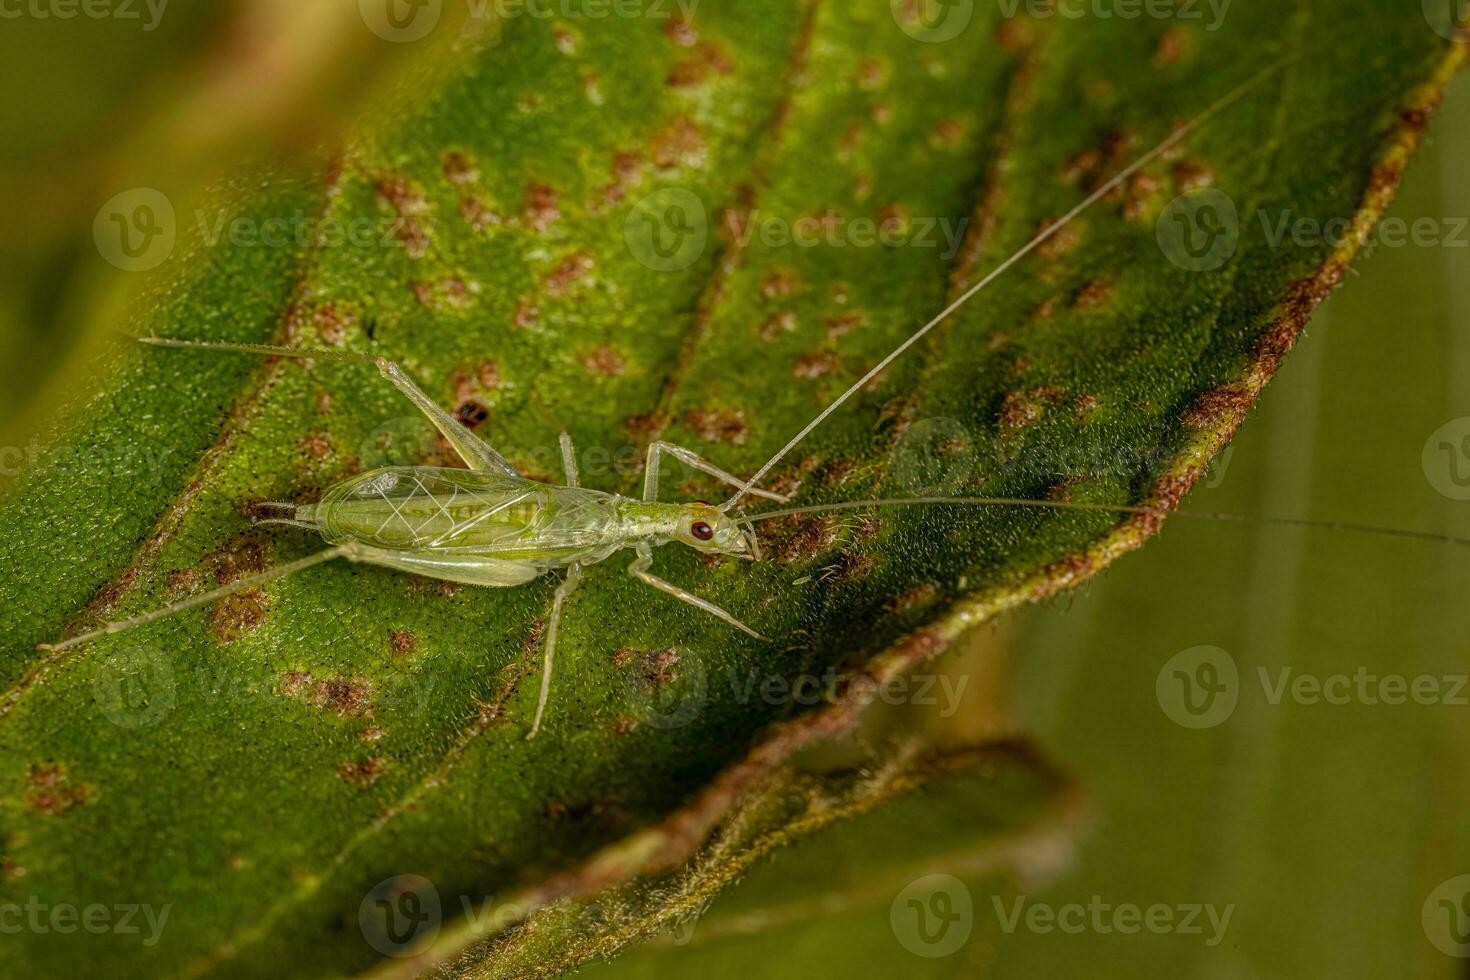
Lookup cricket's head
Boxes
[671,502,756,557]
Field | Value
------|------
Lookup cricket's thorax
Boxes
[296,467,695,564]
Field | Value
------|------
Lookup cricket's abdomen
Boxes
[302,467,622,562]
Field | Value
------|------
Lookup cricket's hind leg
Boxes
[37,545,355,652]
[138,336,519,477]
[641,441,789,505]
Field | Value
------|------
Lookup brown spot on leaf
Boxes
[998,387,1068,435]
[460,195,503,231]
[663,14,698,46]
[1123,172,1163,221]
[377,176,431,257]
[299,432,333,460]
[996,17,1034,50]
[824,312,864,340]
[313,304,348,345]
[1072,277,1116,310]
[1172,159,1216,193]
[581,344,626,377]
[667,42,734,88]
[794,351,837,379]
[25,763,95,816]
[930,119,965,149]
[770,514,840,564]
[522,182,561,233]
[553,25,578,54]
[762,269,802,300]
[514,300,540,329]
[544,250,595,294]
[443,151,479,185]
[390,630,417,658]
[878,203,910,236]
[684,407,749,445]
[208,592,268,644]
[651,116,708,169]
[1074,394,1100,420]
[339,756,388,788]
[1153,27,1190,67]
[594,150,644,209]
[758,311,798,340]
[278,672,374,717]
[1035,218,1082,258]
[858,57,888,90]
[209,537,267,585]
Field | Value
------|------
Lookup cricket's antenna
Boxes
[733,496,1470,551]
[719,64,1281,512]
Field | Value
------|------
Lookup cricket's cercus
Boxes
[42,63,1469,737]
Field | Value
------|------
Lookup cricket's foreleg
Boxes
[528,563,583,740]
[36,545,354,652]
[138,336,519,477]
[627,545,765,640]
[641,441,789,505]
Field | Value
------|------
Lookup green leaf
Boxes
[439,739,1080,979]
[0,4,1458,977]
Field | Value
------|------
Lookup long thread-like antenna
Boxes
[734,496,1470,551]
[720,64,1280,511]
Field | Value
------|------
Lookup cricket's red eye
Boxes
[690,521,715,541]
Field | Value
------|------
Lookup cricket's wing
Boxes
[349,547,544,588]
[310,467,550,551]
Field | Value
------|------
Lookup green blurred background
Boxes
[2,5,1467,977]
